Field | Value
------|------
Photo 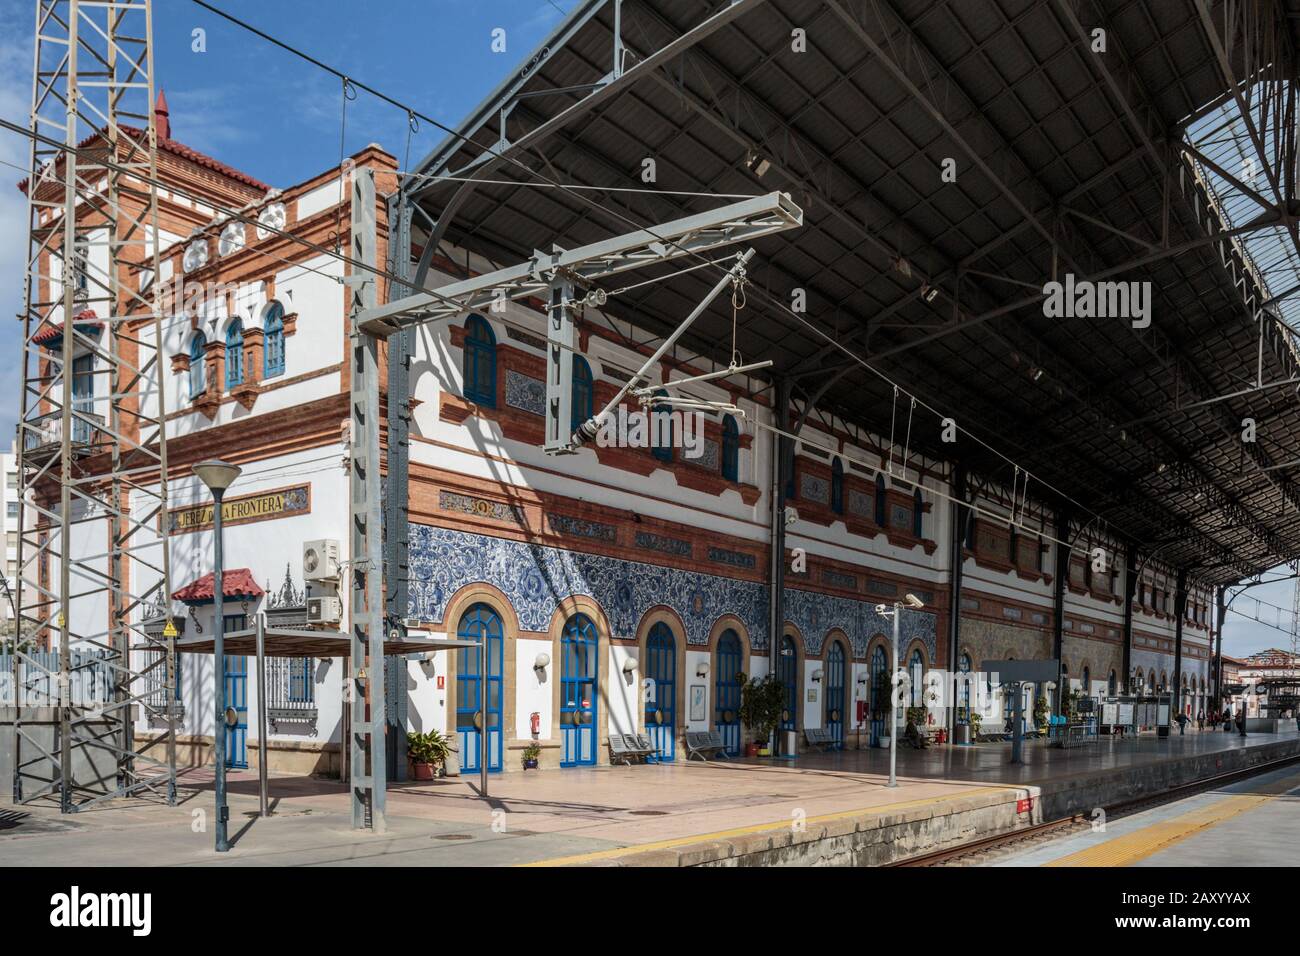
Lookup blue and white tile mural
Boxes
[408,525,937,660]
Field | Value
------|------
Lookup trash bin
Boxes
[782,730,798,755]
[953,723,972,746]
[444,741,460,777]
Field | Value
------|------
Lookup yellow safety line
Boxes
[1046,773,1300,867]
[517,786,1010,867]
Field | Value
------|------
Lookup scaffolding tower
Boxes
[11,0,176,809]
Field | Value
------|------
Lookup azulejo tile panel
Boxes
[504,369,545,416]
[408,526,937,660]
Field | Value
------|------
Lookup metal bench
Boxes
[633,733,661,763]
[803,727,839,752]
[706,730,731,758]
[685,731,726,761]
[609,734,641,766]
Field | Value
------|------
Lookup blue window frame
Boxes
[288,658,314,703]
[222,613,248,769]
[71,354,94,444]
[825,640,845,748]
[721,415,739,482]
[1081,666,1090,697]
[777,634,798,733]
[173,652,183,701]
[1108,670,1117,696]
[463,314,497,406]
[224,319,244,388]
[831,457,844,514]
[263,301,285,378]
[714,629,742,756]
[874,473,886,526]
[560,613,598,767]
[188,332,206,399]
[645,621,677,760]
[456,602,503,773]
[869,644,888,746]
[571,356,593,428]
[913,489,924,537]
[909,649,924,707]
[651,389,673,463]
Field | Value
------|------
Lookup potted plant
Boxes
[968,709,982,742]
[522,742,541,770]
[1033,694,1050,733]
[407,729,450,780]
[739,674,786,757]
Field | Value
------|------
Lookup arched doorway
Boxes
[644,621,677,761]
[957,653,972,724]
[560,613,598,767]
[456,603,503,773]
[869,644,888,746]
[714,628,743,756]
[777,634,799,737]
[825,640,846,748]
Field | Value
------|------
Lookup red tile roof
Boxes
[17,124,269,194]
[172,567,266,604]
[32,308,102,346]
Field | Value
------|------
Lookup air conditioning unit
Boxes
[303,539,340,581]
[307,595,342,625]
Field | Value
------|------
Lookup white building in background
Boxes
[0,441,18,627]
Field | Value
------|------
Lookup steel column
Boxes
[348,167,386,831]
[1051,510,1070,713]
[1173,568,1187,733]
[1122,543,1136,693]
[946,465,967,737]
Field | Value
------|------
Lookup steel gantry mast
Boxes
[11,0,176,809]
[344,184,801,827]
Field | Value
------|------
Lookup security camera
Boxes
[875,604,889,614]
[784,505,798,526]
[904,593,925,610]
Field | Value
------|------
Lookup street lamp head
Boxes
[194,459,241,493]
[903,593,925,610]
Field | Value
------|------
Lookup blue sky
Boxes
[0,0,1292,658]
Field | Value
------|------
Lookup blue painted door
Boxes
[223,656,248,769]
[714,629,742,756]
[644,622,676,761]
[71,354,93,443]
[456,604,503,773]
[561,614,597,767]
[825,641,845,748]
[870,645,887,746]
[777,634,798,735]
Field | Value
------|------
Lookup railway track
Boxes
[892,751,1300,867]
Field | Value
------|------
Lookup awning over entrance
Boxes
[172,568,265,604]
[162,627,479,658]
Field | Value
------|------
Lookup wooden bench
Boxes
[803,727,840,752]
[685,730,729,761]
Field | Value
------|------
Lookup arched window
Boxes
[188,332,206,399]
[831,457,844,514]
[263,301,285,378]
[224,319,244,388]
[1082,666,1090,696]
[778,634,799,732]
[721,415,740,482]
[571,356,593,428]
[463,314,497,406]
[912,488,924,537]
[651,389,673,463]
[1108,670,1117,696]
[909,648,924,707]
[874,473,886,526]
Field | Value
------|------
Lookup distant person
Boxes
[1197,710,1204,732]
[1175,711,1189,735]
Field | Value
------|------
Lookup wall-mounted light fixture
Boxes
[533,652,551,675]
[696,661,709,679]
[812,668,824,683]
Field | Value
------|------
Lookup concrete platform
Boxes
[1,729,1295,867]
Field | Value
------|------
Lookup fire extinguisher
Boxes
[530,711,541,736]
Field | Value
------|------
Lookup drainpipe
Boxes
[1122,543,1136,694]
[766,379,792,753]
[946,464,966,738]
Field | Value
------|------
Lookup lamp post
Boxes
[878,593,925,789]
[194,458,241,853]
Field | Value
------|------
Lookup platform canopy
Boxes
[162,628,478,658]
[403,0,1300,585]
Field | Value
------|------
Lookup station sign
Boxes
[167,482,311,535]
